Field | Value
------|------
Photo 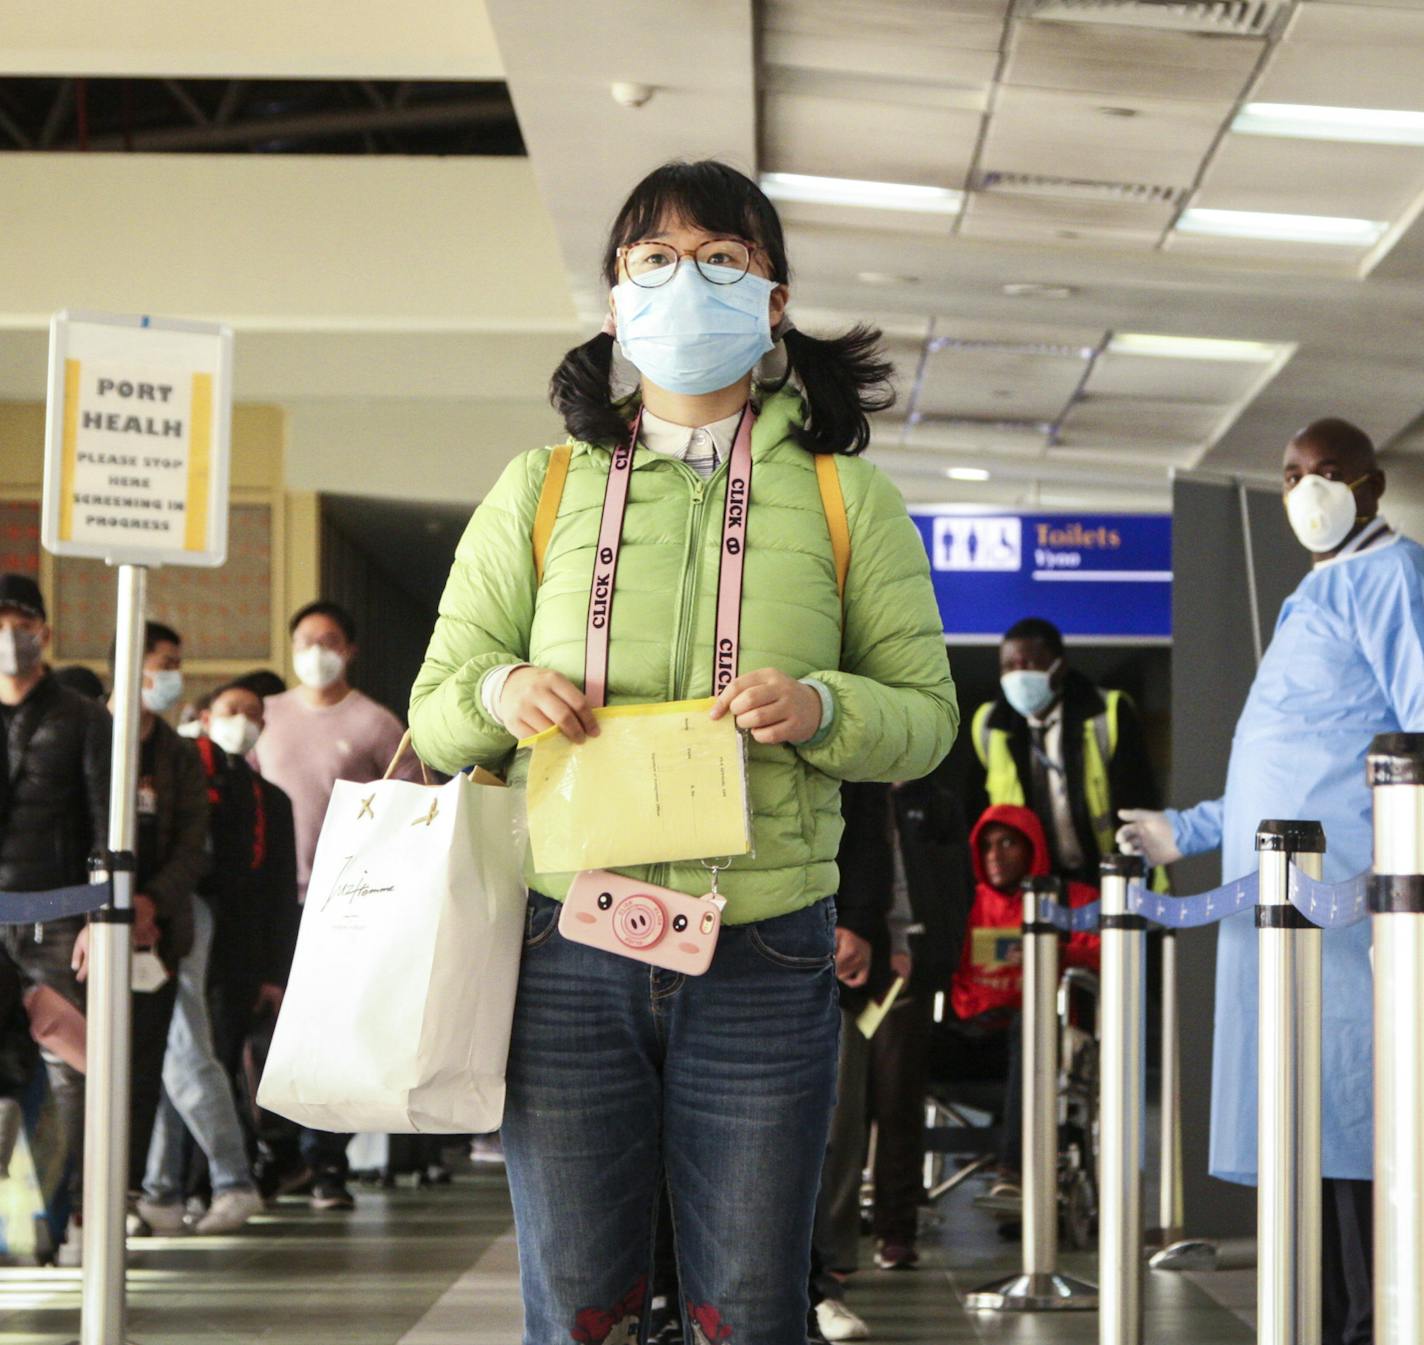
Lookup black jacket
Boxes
[0,673,111,895]
[834,782,896,1011]
[890,772,974,996]
[193,737,300,989]
[965,669,1161,886]
[139,717,208,966]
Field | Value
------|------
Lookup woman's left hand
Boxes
[710,668,823,745]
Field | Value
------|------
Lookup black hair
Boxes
[210,680,261,705]
[108,620,182,673]
[289,600,356,645]
[235,669,287,700]
[1003,616,1064,658]
[549,160,895,456]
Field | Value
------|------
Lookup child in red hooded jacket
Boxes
[934,804,1099,1189]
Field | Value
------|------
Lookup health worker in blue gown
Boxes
[1119,417,1424,1345]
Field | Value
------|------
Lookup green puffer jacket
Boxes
[409,388,958,923]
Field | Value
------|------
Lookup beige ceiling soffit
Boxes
[1021,0,1288,37]
[1185,340,1297,468]
[1360,183,1424,279]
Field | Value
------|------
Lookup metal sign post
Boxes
[966,877,1097,1313]
[80,565,144,1344]
[1255,820,1325,1345]
[1367,733,1424,1345]
[1099,855,1146,1345]
[42,311,232,1345]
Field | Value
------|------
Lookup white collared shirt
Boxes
[638,407,744,479]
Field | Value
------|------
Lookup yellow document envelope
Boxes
[522,699,752,873]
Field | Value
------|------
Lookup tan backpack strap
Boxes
[814,453,851,601]
[532,444,573,584]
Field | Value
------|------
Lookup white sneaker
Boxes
[135,1198,187,1235]
[195,1188,264,1235]
[815,1298,870,1341]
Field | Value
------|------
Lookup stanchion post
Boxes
[1148,919,1218,1271]
[966,877,1097,1313]
[1367,733,1424,1345]
[1099,855,1146,1345]
[79,562,145,1345]
[1255,819,1324,1345]
[1156,928,1183,1243]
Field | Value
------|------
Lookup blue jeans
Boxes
[144,899,255,1201]
[503,892,840,1345]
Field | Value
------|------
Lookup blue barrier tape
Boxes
[1034,895,1102,934]
[1127,873,1259,927]
[0,883,111,925]
[1286,868,1370,929]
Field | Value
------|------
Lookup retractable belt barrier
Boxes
[0,880,113,925]
[1367,732,1424,1345]
[966,876,1098,1314]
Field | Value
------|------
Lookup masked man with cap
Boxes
[1119,418,1424,1345]
[0,574,111,1231]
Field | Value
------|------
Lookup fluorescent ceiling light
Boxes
[946,466,992,482]
[1234,102,1424,146]
[1175,208,1387,247]
[760,172,963,215]
[1108,333,1281,362]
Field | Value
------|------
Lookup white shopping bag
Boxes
[257,748,525,1133]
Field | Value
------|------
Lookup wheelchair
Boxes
[919,967,1101,1250]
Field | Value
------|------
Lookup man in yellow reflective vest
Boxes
[966,617,1164,890]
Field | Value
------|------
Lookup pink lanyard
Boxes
[584,407,754,709]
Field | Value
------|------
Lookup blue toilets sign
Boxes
[909,509,1172,642]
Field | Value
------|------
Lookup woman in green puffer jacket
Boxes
[409,160,957,1345]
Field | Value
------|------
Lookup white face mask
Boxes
[1000,659,1062,720]
[208,713,261,757]
[1284,473,1369,554]
[293,645,345,691]
[142,669,184,714]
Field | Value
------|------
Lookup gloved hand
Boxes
[1116,809,1182,866]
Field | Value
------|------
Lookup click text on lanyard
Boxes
[584,407,754,709]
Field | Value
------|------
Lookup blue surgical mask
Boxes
[142,669,184,715]
[1001,662,1061,720]
[612,264,777,396]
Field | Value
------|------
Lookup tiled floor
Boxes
[0,1168,1256,1343]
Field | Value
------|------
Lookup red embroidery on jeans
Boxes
[570,1276,647,1343]
[688,1302,733,1342]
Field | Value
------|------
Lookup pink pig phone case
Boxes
[560,870,727,976]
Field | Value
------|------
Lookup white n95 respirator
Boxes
[1284,474,1367,554]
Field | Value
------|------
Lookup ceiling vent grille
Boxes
[977,171,1185,206]
[1022,0,1285,37]
[926,338,1096,359]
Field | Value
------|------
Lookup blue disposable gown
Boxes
[1168,534,1424,1184]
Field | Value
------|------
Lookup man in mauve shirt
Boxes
[252,600,418,1211]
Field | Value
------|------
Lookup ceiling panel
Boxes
[1059,397,1230,448]
[1087,350,1279,403]
[1251,3,1424,109]
[1194,134,1424,221]
[915,345,1089,421]
[900,421,1049,457]
[1003,21,1262,102]
[959,192,1174,248]
[932,317,1107,348]
[762,31,1001,87]
[979,86,1232,187]
[762,91,983,186]
[763,0,1010,56]
[1161,230,1373,272]
[763,64,989,111]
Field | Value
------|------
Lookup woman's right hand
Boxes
[499,666,600,744]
